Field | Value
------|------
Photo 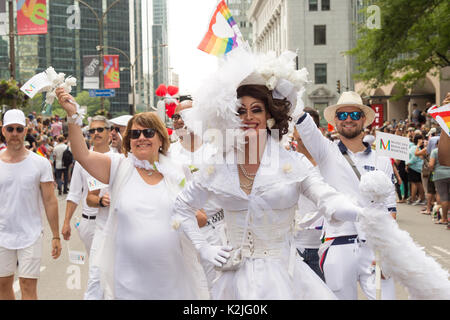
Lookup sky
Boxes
[167,0,220,95]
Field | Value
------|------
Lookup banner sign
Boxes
[371,104,384,128]
[375,131,409,161]
[0,0,7,36]
[83,55,100,89]
[103,55,120,89]
[16,0,48,35]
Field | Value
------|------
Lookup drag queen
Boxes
[172,49,364,299]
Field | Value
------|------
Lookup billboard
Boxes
[16,0,47,35]
[83,55,100,89]
[371,104,384,128]
[103,55,120,89]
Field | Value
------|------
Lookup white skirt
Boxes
[211,254,336,300]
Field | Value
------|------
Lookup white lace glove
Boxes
[181,214,232,267]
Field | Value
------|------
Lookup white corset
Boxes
[224,207,297,259]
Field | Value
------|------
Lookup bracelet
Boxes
[99,196,106,208]
[52,237,60,240]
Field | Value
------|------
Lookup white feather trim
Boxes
[359,171,450,299]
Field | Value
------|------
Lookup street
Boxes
[12,191,450,300]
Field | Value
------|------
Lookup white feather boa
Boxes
[358,170,450,299]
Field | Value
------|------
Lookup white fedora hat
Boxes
[109,115,132,127]
[324,91,375,128]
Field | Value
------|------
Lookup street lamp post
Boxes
[98,44,167,115]
[75,0,123,110]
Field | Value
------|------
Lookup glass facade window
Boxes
[315,64,327,84]
[322,0,330,11]
[309,0,318,11]
[314,25,326,45]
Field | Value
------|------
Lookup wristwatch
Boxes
[99,196,106,207]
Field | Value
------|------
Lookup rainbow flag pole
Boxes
[198,0,246,57]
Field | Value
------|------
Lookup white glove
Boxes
[180,214,232,266]
[199,244,233,267]
[333,203,363,222]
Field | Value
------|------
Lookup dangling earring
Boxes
[266,118,275,129]
[159,146,163,152]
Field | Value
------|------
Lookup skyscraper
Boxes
[1,0,147,116]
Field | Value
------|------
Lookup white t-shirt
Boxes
[0,151,54,249]
[109,154,196,299]
[53,142,67,169]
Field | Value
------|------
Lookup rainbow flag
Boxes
[198,0,240,56]
[36,147,45,157]
[428,103,450,137]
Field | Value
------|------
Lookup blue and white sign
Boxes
[89,89,115,97]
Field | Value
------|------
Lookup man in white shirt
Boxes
[82,115,131,299]
[52,135,69,195]
[0,109,61,300]
[61,116,111,255]
[296,91,397,300]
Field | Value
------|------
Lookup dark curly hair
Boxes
[236,85,292,139]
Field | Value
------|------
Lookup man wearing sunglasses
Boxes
[296,91,397,300]
[62,116,112,259]
[109,115,132,154]
[0,109,62,300]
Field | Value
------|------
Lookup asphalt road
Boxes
[12,192,450,300]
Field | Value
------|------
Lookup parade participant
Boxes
[52,135,69,195]
[56,87,202,300]
[295,91,397,300]
[83,115,131,300]
[291,108,325,281]
[170,98,226,295]
[173,49,364,300]
[61,116,111,255]
[109,115,132,153]
[0,109,61,300]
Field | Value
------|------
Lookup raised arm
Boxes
[295,113,333,165]
[55,88,111,184]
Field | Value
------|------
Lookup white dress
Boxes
[97,153,202,300]
[173,136,354,299]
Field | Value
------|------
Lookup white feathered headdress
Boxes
[182,48,309,154]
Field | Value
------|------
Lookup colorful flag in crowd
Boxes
[428,103,450,137]
[16,0,48,35]
[103,55,120,89]
[197,0,242,57]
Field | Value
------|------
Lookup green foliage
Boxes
[0,78,30,108]
[348,0,450,96]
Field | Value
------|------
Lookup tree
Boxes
[348,0,450,97]
[73,91,110,117]
[0,79,30,109]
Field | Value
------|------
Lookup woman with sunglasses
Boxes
[55,88,202,300]
[172,50,365,300]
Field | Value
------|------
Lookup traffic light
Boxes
[336,80,341,94]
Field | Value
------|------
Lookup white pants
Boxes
[84,223,104,300]
[76,216,96,255]
[322,241,396,300]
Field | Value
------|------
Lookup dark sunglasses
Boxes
[171,114,181,121]
[130,128,156,139]
[111,126,121,133]
[88,127,108,134]
[6,126,25,133]
[336,111,363,121]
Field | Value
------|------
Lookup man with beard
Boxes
[0,109,61,300]
[295,91,397,300]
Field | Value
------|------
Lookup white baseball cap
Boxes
[109,115,132,127]
[3,109,26,127]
